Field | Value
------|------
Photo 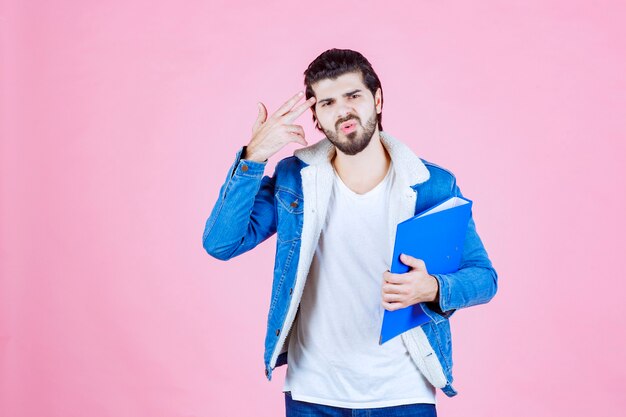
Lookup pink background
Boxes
[2,1,625,416]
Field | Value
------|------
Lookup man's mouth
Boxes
[339,120,358,134]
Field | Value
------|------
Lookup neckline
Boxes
[333,162,393,199]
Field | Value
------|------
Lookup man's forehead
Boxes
[311,72,367,97]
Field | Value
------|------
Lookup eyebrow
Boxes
[317,89,362,105]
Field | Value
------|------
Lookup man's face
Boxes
[311,71,382,156]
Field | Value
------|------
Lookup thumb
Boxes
[400,253,426,270]
[252,102,268,132]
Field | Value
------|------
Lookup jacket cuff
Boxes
[425,273,456,318]
[230,146,267,178]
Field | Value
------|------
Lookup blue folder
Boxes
[379,196,473,344]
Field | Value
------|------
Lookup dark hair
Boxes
[303,48,383,132]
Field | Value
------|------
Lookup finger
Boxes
[272,91,304,119]
[282,125,307,146]
[382,292,404,303]
[399,253,426,270]
[284,124,305,137]
[382,301,404,311]
[288,132,308,147]
[382,283,405,294]
[383,271,405,285]
[252,102,268,132]
[283,96,316,123]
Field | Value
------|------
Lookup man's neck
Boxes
[332,130,391,195]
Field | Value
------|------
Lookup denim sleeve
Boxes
[201,146,277,260]
[425,181,498,317]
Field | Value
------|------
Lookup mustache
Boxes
[336,115,360,130]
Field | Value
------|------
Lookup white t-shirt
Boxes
[282,161,436,409]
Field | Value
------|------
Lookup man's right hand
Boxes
[243,91,316,162]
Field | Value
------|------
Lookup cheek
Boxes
[360,104,377,120]
[316,112,333,128]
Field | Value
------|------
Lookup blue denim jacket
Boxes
[202,131,498,397]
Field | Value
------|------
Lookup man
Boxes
[202,49,498,416]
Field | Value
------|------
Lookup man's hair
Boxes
[303,48,383,132]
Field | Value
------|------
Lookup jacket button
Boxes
[276,328,280,336]
[290,201,298,208]
[289,288,293,295]
[241,164,249,172]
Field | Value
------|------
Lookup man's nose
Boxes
[336,100,354,120]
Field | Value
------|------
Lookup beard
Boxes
[321,109,378,156]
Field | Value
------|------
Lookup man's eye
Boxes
[351,94,360,99]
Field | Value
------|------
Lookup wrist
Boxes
[429,274,440,303]
[242,145,266,163]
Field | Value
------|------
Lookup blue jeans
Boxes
[284,392,437,417]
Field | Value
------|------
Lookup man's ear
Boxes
[375,88,382,114]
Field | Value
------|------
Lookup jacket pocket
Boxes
[275,187,303,243]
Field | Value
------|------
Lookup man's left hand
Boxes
[381,253,439,311]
